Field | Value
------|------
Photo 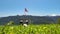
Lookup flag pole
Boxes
[24,10,26,16]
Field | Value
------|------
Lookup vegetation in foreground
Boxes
[0,24,60,34]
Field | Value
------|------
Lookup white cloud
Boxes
[48,14,60,16]
[50,14,57,16]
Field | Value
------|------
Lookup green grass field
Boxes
[0,24,60,34]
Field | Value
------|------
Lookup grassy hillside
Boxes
[0,24,60,34]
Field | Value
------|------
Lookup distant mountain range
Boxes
[0,15,60,25]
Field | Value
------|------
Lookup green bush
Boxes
[6,21,14,26]
[0,24,60,34]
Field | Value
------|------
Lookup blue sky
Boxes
[0,0,60,17]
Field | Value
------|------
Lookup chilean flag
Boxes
[25,8,28,12]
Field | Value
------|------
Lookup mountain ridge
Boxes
[0,15,60,25]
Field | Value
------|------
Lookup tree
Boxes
[57,18,60,24]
